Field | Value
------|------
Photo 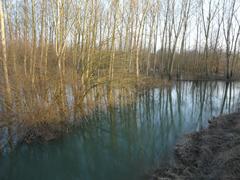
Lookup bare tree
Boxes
[222,0,237,79]
[167,0,191,79]
[0,0,12,108]
[201,0,219,77]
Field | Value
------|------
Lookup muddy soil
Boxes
[151,113,240,180]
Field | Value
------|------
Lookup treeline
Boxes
[0,0,240,119]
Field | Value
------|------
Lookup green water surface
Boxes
[0,81,239,180]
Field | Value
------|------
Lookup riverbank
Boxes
[151,113,240,180]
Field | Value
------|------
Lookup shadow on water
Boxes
[0,81,240,180]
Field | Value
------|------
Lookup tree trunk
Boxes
[0,0,12,109]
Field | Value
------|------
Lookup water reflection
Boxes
[0,81,240,180]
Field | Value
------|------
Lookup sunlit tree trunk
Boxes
[30,0,37,85]
[0,0,12,109]
[5,1,17,75]
[146,12,155,76]
[23,0,28,76]
[135,1,149,78]
[153,11,159,74]
[40,0,46,78]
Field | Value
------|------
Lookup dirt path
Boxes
[151,113,240,180]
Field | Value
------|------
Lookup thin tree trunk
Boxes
[0,0,12,109]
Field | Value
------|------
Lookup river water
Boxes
[0,81,240,180]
